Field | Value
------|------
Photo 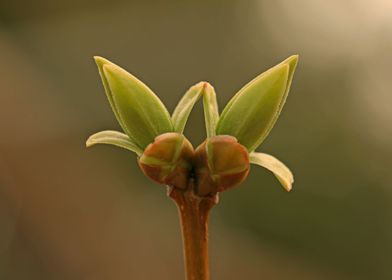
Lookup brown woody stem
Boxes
[169,180,218,280]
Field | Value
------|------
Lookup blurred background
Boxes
[1,0,391,279]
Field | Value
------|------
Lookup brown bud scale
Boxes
[194,135,250,196]
[138,133,194,189]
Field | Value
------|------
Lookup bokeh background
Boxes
[1,0,392,279]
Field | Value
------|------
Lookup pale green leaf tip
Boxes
[284,54,299,64]
[94,57,125,82]
[86,136,94,148]
[201,81,217,99]
[86,134,101,148]
[189,81,209,94]
[202,81,214,91]
[198,81,210,87]
[93,56,112,69]
[287,54,299,62]
[283,54,299,74]
[195,81,213,92]
[101,63,142,88]
[85,132,109,148]
[185,81,210,97]
[276,167,294,192]
[250,152,294,192]
[85,131,144,155]
[277,170,294,192]
[94,55,109,64]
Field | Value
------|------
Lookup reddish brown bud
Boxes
[194,135,250,196]
[138,133,194,189]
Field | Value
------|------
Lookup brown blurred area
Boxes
[1,0,392,279]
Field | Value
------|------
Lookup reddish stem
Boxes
[169,181,218,280]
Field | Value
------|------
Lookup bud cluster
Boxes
[87,55,297,195]
[138,133,250,196]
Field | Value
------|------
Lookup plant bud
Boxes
[138,133,194,189]
[194,135,250,196]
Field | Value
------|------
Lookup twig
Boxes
[169,181,218,280]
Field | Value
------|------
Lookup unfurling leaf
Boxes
[249,152,294,191]
[216,55,298,152]
[172,82,205,133]
[202,83,219,138]
[101,61,173,149]
[172,81,219,138]
[90,55,298,195]
[86,130,143,156]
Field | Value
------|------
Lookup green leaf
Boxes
[102,62,173,149]
[216,63,290,151]
[86,130,143,156]
[249,152,294,191]
[221,55,298,115]
[202,83,219,138]
[172,81,220,137]
[172,82,205,133]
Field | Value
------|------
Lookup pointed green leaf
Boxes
[250,152,294,191]
[202,83,219,138]
[172,82,205,133]
[172,81,220,137]
[216,63,290,151]
[94,56,128,133]
[220,55,298,116]
[86,130,143,156]
[102,63,173,149]
[216,55,298,151]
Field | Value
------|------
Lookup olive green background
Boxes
[1,1,391,279]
